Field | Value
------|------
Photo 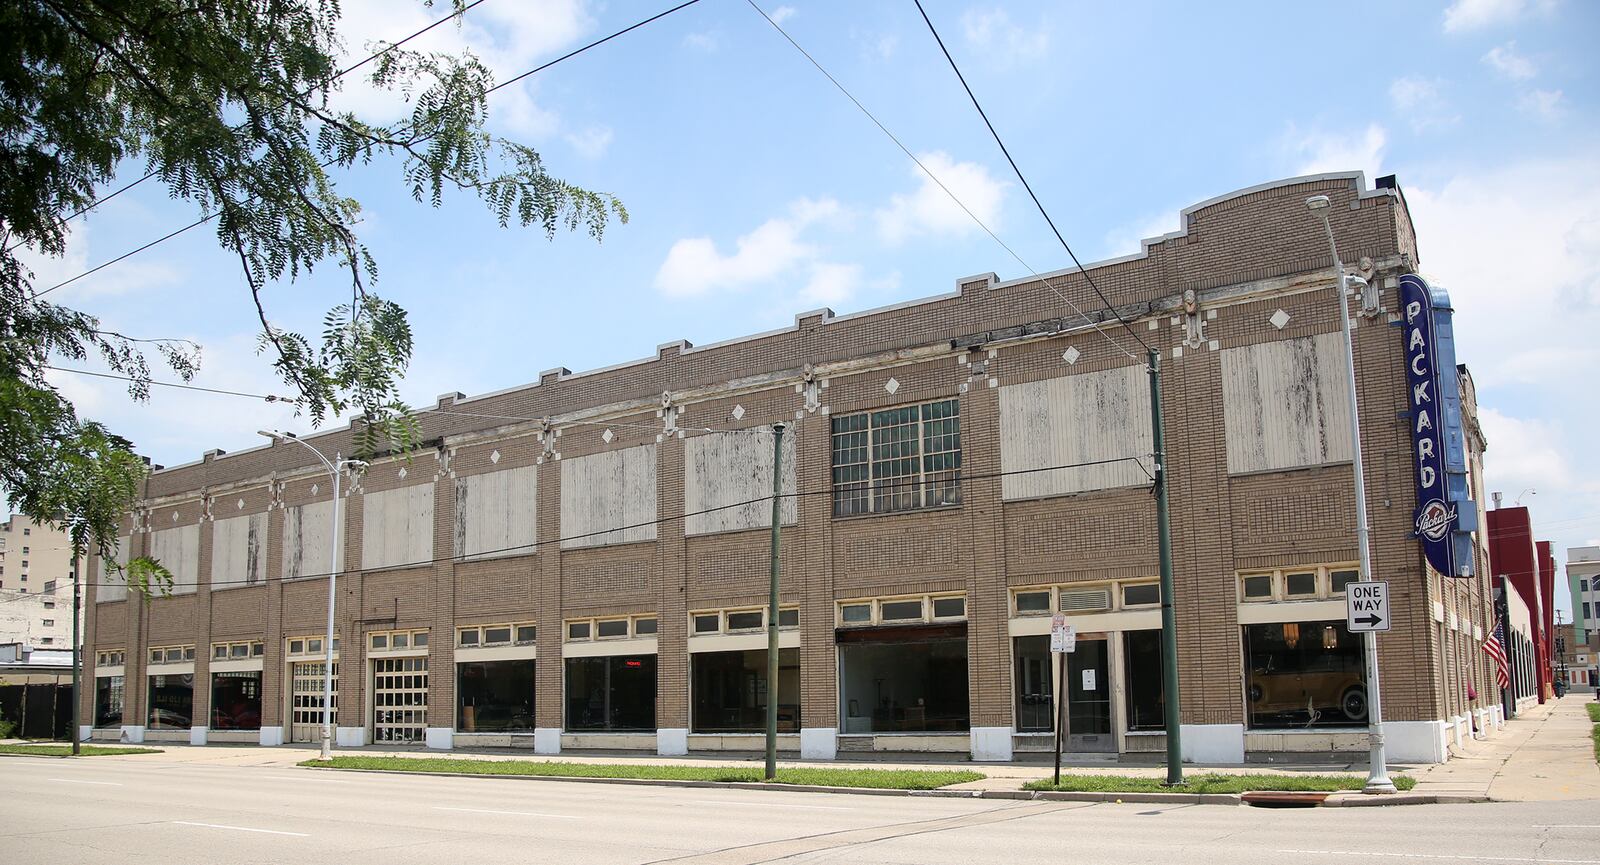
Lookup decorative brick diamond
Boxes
[731,404,745,420]
[884,377,899,394]
[310,483,319,495]
[237,499,245,510]
[489,449,501,464]
[172,511,180,522]
[1062,346,1081,365]
[1270,309,1291,330]
[397,467,407,479]
[601,428,614,444]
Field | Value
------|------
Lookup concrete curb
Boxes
[301,765,1462,807]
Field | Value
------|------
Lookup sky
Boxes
[18,0,1600,616]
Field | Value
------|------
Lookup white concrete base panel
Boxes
[425,727,454,750]
[258,726,285,747]
[189,726,208,746]
[657,727,689,756]
[1383,720,1449,764]
[800,727,837,760]
[335,726,367,747]
[1180,723,1244,764]
[534,727,561,755]
[120,725,146,744]
[78,725,92,742]
[969,726,1013,762]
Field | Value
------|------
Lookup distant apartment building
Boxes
[1568,546,1600,643]
[82,172,1502,763]
[1557,622,1598,691]
[0,515,76,650]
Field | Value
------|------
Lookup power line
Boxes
[744,0,1143,366]
[909,0,1149,355]
[81,454,1153,590]
[12,0,490,253]
[46,366,296,403]
[33,0,704,298]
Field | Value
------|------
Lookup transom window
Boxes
[831,398,962,517]
[564,615,656,642]
[285,635,340,657]
[211,640,265,660]
[1010,580,1160,616]
[1238,564,1361,603]
[688,607,800,636]
[368,629,429,652]
[835,594,965,627]
[95,650,125,667]
[148,644,195,664]
[458,622,537,648]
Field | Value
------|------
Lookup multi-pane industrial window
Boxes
[831,399,961,516]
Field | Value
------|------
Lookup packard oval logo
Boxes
[1415,499,1456,541]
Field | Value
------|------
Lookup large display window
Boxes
[148,674,194,730]
[458,660,536,732]
[210,671,263,730]
[94,676,124,728]
[691,648,800,733]
[838,625,968,733]
[1244,620,1366,727]
[565,655,656,732]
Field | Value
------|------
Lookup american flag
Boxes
[1482,617,1510,691]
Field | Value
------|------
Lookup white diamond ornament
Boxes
[1270,309,1291,330]
[884,377,900,394]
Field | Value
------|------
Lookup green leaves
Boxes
[1,0,626,582]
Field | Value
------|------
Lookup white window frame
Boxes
[830,398,963,518]
[1010,580,1161,617]
[1236,564,1359,604]
[834,594,966,628]
[563,615,656,643]
[367,628,429,655]
[457,621,537,649]
[284,635,340,659]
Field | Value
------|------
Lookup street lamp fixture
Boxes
[258,430,366,759]
[1306,195,1397,795]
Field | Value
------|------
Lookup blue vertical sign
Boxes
[1400,274,1468,577]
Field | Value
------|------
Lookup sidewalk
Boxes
[1400,694,1600,801]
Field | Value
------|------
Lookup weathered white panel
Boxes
[455,466,537,560]
[362,485,435,570]
[560,444,657,549]
[211,513,265,590]
[97,536,130,603]
[998,364,1153,500]
[282,499,344,580]
[1221,331,1352,474]
[147,524,200,596]
[684,432,797,536]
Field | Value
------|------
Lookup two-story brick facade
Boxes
[79,171,1502,763]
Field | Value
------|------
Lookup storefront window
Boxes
[1013,636,1053,733]
[691,649,800,733]
[565,655,656,731]
[839,626,968,733]
[1123,630,1165,731]
[458,660,536,732]
[148,674,194,730]
[211,671,263,730]
[1244,620,1365,728]
[94,676,124,728]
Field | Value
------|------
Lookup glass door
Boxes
[1013,636,1053,733]
[1066,638,1114,752]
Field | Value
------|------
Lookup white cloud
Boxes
[655,198,843,297]
[1519,88,1566,121]
[1478,408,1571,495]
[1101,208,1181,260]
[874,35,900,61]
[14,221,183,301]
[875,152,1008,245]
[798,263,861,307]
[770,6,797,24]
[960,7,1049,63]
[1482,42,1537,80]
[682,31,720,52]
[1389,77,1460,132]
[1284,123,1387,177]
[564,126,614,160]
[1443,0,1549,32]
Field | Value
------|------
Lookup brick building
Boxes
[80,172,1501,763]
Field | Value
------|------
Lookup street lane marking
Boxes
[432,806,581,819]
[1536,826,1600,829]
[172,821,310,837]
[1277,849,1600,864]
[679,799,855,811]
[47,778,122,786]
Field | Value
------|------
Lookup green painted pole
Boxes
[1148,347,1183,785]
[71,552,81,756]
[765,422,786,781]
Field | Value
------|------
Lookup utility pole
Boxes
[1307,195,1395,794]
[1147,348,1182,785]
[765,422,785,781]
[71,552,81,756]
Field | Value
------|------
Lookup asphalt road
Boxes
[3,755,1597,865]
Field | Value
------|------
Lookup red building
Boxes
[1487,507,1554,702]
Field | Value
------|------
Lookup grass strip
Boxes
[1024,772,1416,794]
[303,756,983,790]
[0,744,160,757]
[1588,702,1600,763]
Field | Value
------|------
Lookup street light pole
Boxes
[1306,196,1396,794]
[71,552,81,756]
[260,431,365,760]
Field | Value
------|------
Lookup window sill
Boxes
[830,504,963,523]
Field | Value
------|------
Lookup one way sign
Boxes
[1346,580,1391,633]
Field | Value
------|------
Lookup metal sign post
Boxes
[1050,615,1075,786]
